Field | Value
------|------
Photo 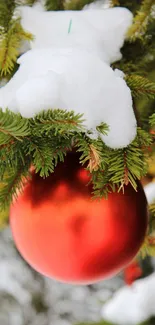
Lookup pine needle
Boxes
[127,0,155,42]
[0,109,30,145]
[125,75,155,99]
[0,19,33,76]
[64,0,94,10]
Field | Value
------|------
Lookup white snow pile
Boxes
[0,5,137,148]
[101,272,155,325]
[144,181,155,204]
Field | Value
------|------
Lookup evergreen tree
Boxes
[0,1,155,323]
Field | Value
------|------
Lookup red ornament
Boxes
[124,261,143,285]
[10,151,148,284]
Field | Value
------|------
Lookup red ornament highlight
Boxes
[10,151,148,284]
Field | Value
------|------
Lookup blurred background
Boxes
[0,225,155,325]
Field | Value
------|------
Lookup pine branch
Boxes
[0,159,31,210]
[74,133,93,166]
[92,128,152,197]
[0,109,30,145]
[0,176,10,228]
[150,113,155,127]
[45,0,64,10]
[139,236,155,258]
[75,133,108,172]
[0,107,152,204]
[109,0,120,7]
[149,203,155,232]
[64,0,94,10]
[87,144,101,172]
[0,19,33,76]
[138,201,155,259]
[25,136,72,177]
[96,122,109,136]
[108,128,151,190]
[125,75,155,99]
[0,205,9,228]
[25,0,37,5]
[31,109,85,137]
[127,0,155,42]
[0,0,16,31]
[91,169,115,199]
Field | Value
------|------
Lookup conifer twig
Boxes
[125,75,155,99]
[127,0,155,41]
[88,144,101,172]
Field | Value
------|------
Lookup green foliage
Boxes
[30,109,85,137]
[0,107,151,209]
[0,109,30,145]
[0,159,31,210]
[138,202,155,259]
[92,128,152,198]
[0,0,33,76]
[149,203,155,232]
[26,135,72,177]
[76,321,116,325]
[109,0,120,7]
[125,75,155,99]
[127,0,155,42]
[0,19,33,76]
[140,318,155,325]
[0,0,16,31]
[64,0,94,10]
[139,236,155,258]
[25,0,37,5]
[117,0,141,13]
[0,178,10,228]
[96,123,109,135]
[45,0,64,10]
[75,318,155,325]
[150,113,155,126]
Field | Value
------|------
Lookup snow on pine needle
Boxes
[0,5,137,149]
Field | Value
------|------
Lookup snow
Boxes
[0,228,124,325]
[9,71,61,116]
[0,5,136,148]
[20,6,132,64]
[83,0,110,9]
[144,181,155,204]
[0,48,136,148]
[101,272,155,325]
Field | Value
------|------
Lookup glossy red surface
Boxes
[10,152,148,284]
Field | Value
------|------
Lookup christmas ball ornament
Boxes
[10,151,148,284]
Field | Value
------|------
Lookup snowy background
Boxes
[0,226,155,325]
[0,227,124,325]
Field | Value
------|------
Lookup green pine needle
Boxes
[0,160,31,210]
[127,0,155,42]
[45,0,64,10]
[125,75,155,99]
[150,113,155,127]
[0,19,33,76]
[0,109,30,145]
[31,109,85,137]
[64,0,94,10]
